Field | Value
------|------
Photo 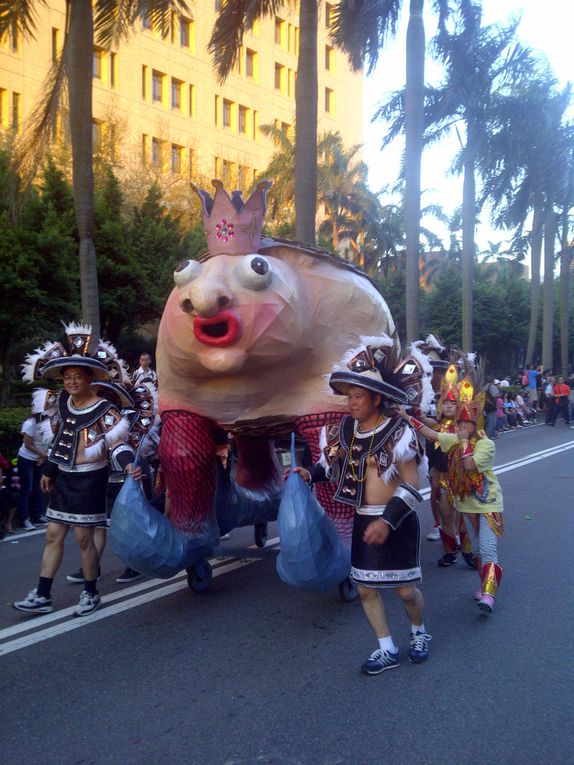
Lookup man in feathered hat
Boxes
[13,324,140,617]
[398,358,504,615]
[291,336,433,675]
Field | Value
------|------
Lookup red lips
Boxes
[193,310,242,347]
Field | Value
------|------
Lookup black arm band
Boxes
[42,460,59,479]
[309,463,328,484]
[110,444,136,472]
[382,483,423,531]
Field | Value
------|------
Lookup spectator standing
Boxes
[17,413,50,530]
[132,353,158,386]
[548,376,571,426]
[525,364,543,410]
[483,376,499,439]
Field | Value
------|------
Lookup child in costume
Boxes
[291,336,434,675]
[399,360,504,614]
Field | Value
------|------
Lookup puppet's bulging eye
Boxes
[174,259,201,286]
[235,254,273,290]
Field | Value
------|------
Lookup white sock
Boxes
[411,623,426,635]
[378,635,397,653]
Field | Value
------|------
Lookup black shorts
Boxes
[46,467,108,527]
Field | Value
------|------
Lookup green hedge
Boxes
[0,407,29,460]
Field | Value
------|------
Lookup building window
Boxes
[142,134,148,163]
[0,89,6,129]
[51,28,59,63]
[10,19,19,53]
[152,70,164,103]
[142,66,148,99]
[274,17,284,46]
[110,52,117,88]
[238,105,247,134]
[246,48,256,79]
[325,45,334,72]
[171,78,182,109]
[325,87,334,114]
[288,69,294,97]
[222,159,233,184]
[188,148,195,177]
[93,48,103,79]
[189,84,195,117]
[325,3,334,29]
[222,98,232,128]
[171,144,183,174]
[252,110,258,140]
[180,17,191,47]
[92,120,103,152]
[152,137,162,168]
[214,95,220,126]
[274,63,284,91]
[12,92,20,131]
[214,156,222,177]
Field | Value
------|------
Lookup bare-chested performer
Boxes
[292,338,432,675]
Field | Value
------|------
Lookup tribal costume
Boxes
[23,325,137,528]
[310,336,432,589]
[435,361,504,612]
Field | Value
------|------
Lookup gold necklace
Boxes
[349,415,384,483]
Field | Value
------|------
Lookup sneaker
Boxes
[73,590,101,617]
[361,648,400,675]
[33,516,49,527]
[409,631,432,664]
[66,566,101,584]
[115,567,143,583]
[12,588,53,614]
[426,526,441,541]
[478,594,495,614]
[21,519,36,531]
[438,552,459,567]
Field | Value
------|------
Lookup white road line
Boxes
[0,557,266,657]
[1,438,572,657]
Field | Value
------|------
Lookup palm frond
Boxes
[0,0,47,39]
[94,0,190,47]
[9,36,69,216]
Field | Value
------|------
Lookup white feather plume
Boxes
[21,342,59,383]
[62,321,92,336]
[425,334,445,353]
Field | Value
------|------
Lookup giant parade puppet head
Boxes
[157,180,396,431]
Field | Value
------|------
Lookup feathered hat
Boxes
[456,354,486,430]
[329,334,434,411]
[22,323,128,384]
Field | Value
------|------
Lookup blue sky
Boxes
[363,0,573,261]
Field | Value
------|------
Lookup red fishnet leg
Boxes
[295,412,354,546]
[158,411,217,539]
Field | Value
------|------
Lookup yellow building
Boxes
[0,2,363,192]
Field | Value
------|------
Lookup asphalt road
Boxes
[1,420,573,765]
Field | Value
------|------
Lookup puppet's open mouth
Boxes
[193,310,241,347]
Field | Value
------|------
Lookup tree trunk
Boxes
[67,0,100,340]
[541,202,555,371]
[404,0,425,343]
[295,0,318,245]
[461,141,476,352]
[559,210,571,376]
[525,200,544,364]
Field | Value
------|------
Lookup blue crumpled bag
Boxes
[276,434,351,592]
[109,474,213,579]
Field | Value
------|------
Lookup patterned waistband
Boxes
[57,461,107,474]
[356,504,387,516]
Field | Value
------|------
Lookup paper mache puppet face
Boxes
[156,181,395,425]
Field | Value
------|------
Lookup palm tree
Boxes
[331,0,448,343]
[480,79,571,366]
[208,0,319,245]
[1,0,188,339]
[378,1,534,351]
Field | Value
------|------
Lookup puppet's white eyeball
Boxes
[174,259,201,287]
[235,254,272,290]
